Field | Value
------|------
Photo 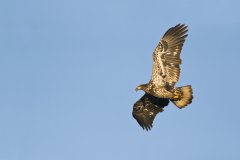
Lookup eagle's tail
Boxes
[171,85,193,109]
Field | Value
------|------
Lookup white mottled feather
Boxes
[150,24,188,87]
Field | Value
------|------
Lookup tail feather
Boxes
[171,85,193,109]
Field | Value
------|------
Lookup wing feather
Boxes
[151,24,188,86]
[132,94,169,131]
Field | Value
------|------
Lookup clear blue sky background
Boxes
[1,0,240,160]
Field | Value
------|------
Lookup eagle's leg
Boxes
[173,89,181,100]
[154,87,174,99]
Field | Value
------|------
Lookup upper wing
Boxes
[132,94,169,131]
[151,24,188,87]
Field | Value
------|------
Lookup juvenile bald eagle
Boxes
[135,24,193,108]
[132,94,169,131]
[133,24,193,130]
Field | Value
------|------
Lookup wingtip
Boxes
[142,124,153,131]
[175,23,188,29]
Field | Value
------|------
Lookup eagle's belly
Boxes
[149,86,173,99]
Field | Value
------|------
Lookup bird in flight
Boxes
[133,24,193,130]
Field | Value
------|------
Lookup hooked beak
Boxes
[135,86,140,92]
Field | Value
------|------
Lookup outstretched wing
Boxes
[151,24,188,87]
[132,94,169,131]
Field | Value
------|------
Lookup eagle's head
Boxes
[135,84,148,92]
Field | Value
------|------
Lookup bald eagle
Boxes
[133,24,193,130]
[135,24,193,108]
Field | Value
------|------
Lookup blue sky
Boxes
[1,0,240,159]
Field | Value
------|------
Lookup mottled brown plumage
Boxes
[133,24,193,130]
[135,24,193,108]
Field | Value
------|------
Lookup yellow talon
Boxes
[173,95,180,99]
[173,90,180,100]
